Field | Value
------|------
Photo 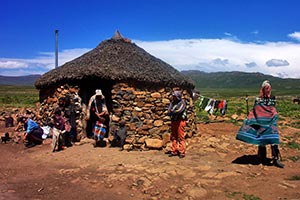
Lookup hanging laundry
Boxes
[214,100,221,113]
[199,96,210,110]
[204,99,213,112]
[220,100,227,115]
[209,99,216,115]
[198,96,204,108]
[197,95,228,116]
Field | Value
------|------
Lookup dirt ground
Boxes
[1,122,300,200]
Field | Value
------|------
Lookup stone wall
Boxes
[38,85,84,141]
[37,83,197,150]
[109,83,197,150]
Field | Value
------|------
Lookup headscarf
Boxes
[172,90,182,101]
[259,80,271,98]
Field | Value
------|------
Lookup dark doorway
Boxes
[79,79,114,138]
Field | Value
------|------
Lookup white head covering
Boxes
[95,89,103,96]
[261,80,270,87]
[260,80,271,98]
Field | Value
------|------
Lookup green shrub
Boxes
[287,175,300,181]
[285,141,300,149]
[288,156,300,162]
[243,194,261,200]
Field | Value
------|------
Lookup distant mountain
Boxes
[0,74,41,86]
[1,71,300,91]
[181,70,300,90]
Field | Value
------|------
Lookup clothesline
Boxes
[197,95,228,115]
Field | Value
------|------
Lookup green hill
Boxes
[181,70,300,96]
[0,72,299,96]
[0,75,41,86]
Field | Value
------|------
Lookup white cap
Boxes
[95,89,103,96]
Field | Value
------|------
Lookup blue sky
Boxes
[1,0,300,78]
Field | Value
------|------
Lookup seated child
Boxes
[112,120,127,151]
[52,108,68,152]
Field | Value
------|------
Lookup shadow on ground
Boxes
[232,154,273,166]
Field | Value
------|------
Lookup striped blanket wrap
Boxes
[236,98,280,145]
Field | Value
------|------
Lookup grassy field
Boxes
[0,85,39,108]
[1,85,299,128]
[195,88,300,128]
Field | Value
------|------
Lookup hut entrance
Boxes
[79,79,114,138]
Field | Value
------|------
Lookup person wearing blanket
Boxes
[236,80,284,168]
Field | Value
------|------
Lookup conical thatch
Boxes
[35,33,194,89]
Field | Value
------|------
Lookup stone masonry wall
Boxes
[37,83,197,150]
[109,83,197,150]
[38,85,84,141]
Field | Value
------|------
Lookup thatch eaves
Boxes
[35,35,195,90]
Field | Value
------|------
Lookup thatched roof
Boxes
[35,32,194,89]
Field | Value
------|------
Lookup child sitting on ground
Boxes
[112,120,127,151]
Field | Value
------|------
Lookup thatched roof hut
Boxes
[35,31,194,90]
[35,31,197,150]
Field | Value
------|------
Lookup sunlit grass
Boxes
[0,85,39,108]
[196,89,300,128]
[1,85,300,129]
[225,191,262,200]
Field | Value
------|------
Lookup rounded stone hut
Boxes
[35,31,196,150]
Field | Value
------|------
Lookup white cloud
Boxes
[1,39,300,79]
[135,39,300,78]
[245,62,257,68]
[0,60,28,69]
[266,59,289,67]
[0,48,90,76]
[288,32,300,41]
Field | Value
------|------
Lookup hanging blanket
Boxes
[236,98,280,145]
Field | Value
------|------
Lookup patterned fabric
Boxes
[93,121,106,140]
[236,97,280,145]
[168,98,187,121]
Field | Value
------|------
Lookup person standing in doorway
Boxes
[86,89,109,138]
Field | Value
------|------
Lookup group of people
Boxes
[14,81,284,168]
[15,108,72,150]
[15,88,186,156]
[16,89,128,152]
[166,80,285,168]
